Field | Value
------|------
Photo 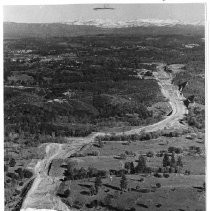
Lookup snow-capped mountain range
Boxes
[4,19,204,38]
[64,18,204,28]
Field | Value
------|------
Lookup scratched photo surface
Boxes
[3,3,205,211]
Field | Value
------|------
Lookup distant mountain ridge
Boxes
[4,20,204,38]
[64,18,204,28]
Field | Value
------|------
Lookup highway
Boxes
[21,63,188,211]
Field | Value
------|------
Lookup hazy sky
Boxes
[3,4,205,24]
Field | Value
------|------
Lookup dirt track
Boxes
[20,63,188,211]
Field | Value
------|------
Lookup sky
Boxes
[3,4,205,24]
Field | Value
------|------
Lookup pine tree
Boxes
[66,161,78,180]
[136,155,146,173]
[9,158,16,167]
[163,153,170,167]
[130,162,135,174]
[203,182,205,191]
[95,176,102,194]
[98,140,104,148]
[120,174,128,191]
[170,152,176,168]
[177,156,183,167]
[90,185,95,196]
[124,162,130,173]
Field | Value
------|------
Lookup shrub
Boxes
[136,185,140,190]
[88,151,99,156]
[184,170,191,175]
[6,179,11,183]
[71,153,85,157]
[154,172,162,178]
[119,153,127,160]
[63,189,70,198]
[175,166,182,173]
[62,198,73,208]
[6,172,18,180]
[9,158,16,167]
[158,167,164,173]
[23,169,33,178]
[169,167,175,173]
[186,108,205,129]
[163,130,179,137]
[95,176,102,193]
[103,194,113,206]
[203,182,205,191]
[145,167,153,174]
[175,147,183,154]
[189,146,202,154]
[140,188,150,193]
[73,200,84,209]
[131,162,136,174]
[123,141,130,146]
[87,167,98,178]
[120,174,128,191]
[124,162,132,172]
[86,200,100,208]
[90,186,95,196]
[15,167,24,179]
[145,133,152,140]
[98,170,108,178]
[168,146,183,154]
[4,165,8,172]
[196,147,202,154]
[125,150,136,157]
[156,152,164,157]
[164,166,170,173]
[163,173,170,178]
[156,183,161,188]
[177,156,183,167]
[98,140,104,148]
[163,153,170,167]
[130,134,140,141]
[136,155,147,173]
[144,71,153,77]
[65,160,78,180]
[77,167,87,179]
[14,189,21,195]
[146,151,155,157]
[117,169,128,177]
[170,152,176,168]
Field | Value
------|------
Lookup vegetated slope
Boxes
[4,51,166,138]
[4,22,204,38]
[4,33,204,140]
[173,61,205,105]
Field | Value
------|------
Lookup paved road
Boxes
[21,63,188,211]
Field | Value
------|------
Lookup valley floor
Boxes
[19,63,196,211]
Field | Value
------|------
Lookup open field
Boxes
[54,130,205,211]
[65,175,205,211]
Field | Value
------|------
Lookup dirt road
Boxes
[21,63,188,211]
